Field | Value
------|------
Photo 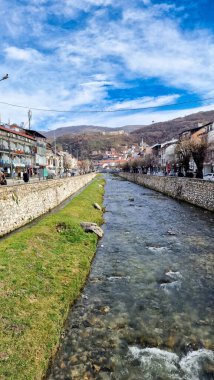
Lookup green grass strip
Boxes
[0,176,105,380]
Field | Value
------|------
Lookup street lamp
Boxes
[0,74,9,81]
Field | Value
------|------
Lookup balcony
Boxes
[0,146,35,156]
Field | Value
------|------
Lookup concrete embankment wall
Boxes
[119,173,214,212]
[0,173,96,236]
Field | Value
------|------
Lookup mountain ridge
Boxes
[41,124,144,138]
[130,110,214,144]
[42,109,214,146]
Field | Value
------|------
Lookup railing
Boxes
[0,146,35,155]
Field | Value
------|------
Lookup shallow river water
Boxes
[48,175,214,380]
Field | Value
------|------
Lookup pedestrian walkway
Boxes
[5,177,47,186]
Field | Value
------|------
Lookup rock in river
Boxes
[81,222,104,238]
[94,203,102,211]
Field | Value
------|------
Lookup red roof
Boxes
[0,125,36,141]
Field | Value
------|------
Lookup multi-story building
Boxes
[25,130,47,173]
[0,124,36,176]
[160,139,178,173]
[179,122,214,175]
[46,143,58,174]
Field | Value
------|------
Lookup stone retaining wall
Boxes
[119,173,214,211]
[0,173,96,236]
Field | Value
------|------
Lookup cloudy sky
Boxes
[0,0,214,131]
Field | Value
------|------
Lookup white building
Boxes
[160,139,178,172]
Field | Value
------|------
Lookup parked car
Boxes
[46,169,56,179]
[155,172,164,176]
[203,173,214,181]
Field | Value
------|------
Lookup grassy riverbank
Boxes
[0,177,105,380]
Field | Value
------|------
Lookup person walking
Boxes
[0,171,7,185]
[23,170,29,183]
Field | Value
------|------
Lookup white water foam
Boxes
[180,349,214,380]
[160,280,182,293]
[128,346,214,380]
[148,246,166,253]
[129,346,180,378]
[107,276,130,282]
[165,271,182,280]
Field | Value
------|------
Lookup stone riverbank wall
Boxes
[119,173,214,212]
[0,173,96,236]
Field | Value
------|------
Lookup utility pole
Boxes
[28,109,32,130]
[53,129,57,175]
[54,129,56,155]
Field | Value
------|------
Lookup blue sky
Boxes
[0,0,214,131]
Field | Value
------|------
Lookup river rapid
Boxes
[48,175,214,380]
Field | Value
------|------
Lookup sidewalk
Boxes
[5,177,47,186]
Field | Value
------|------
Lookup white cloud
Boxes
[0,0,214,132]
[4,46,43,62]
[36,102,214,132]
[108,95,180,110]
[141,0,151,5]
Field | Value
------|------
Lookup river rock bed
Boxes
[48,175,214,380]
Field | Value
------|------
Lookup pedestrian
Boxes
[23,170,29,183]
[0,171,7,185]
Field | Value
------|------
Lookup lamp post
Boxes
[0,74,9,81]
[0,74,10,178]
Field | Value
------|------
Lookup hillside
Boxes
[42,124,140,138]
[42,124,142,138]
[56,132,135,160]
[43,125,109,138]
[46,109,214,159]
[44,110,214,143]
[131,110,214,144]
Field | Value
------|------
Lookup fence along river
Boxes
[48,175,214,380]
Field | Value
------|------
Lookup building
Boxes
[160,139,178,173]
[101,130,127,136]
[200,122,214,174]
[179,122,214,175]
[46,143,59,174]
[0,124,36,177]
[24,129,47,174]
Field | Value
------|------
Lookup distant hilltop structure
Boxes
[102,130,127,136]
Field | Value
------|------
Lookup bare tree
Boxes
[141,154,158,173]
[63,155,73,171]
[190,138,208,179]
[175,138,192,176]
[121,162,130,172]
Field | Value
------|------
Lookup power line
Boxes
[0,97,213,113]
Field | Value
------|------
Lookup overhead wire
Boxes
[0,97,213,113]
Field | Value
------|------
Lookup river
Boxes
[48,175,214,380]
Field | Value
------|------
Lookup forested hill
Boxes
[130,110,214,145]
[49,109,214,158]
[56,132,135,160]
